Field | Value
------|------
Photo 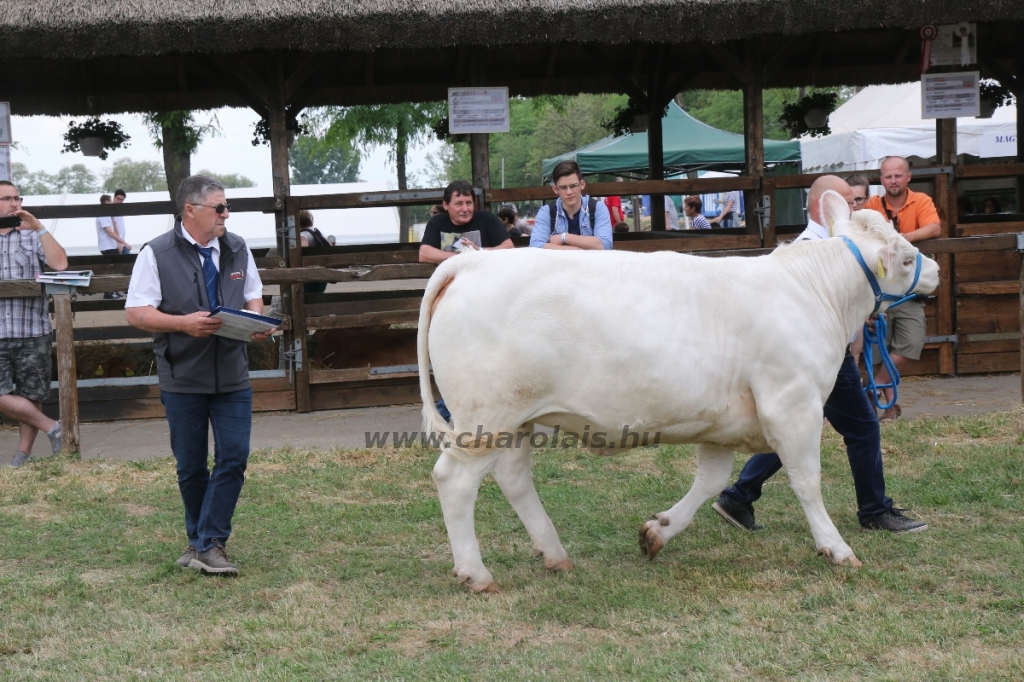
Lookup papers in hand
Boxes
[210,307,280,342]
[37,270,93,287]
[441,230,482,253]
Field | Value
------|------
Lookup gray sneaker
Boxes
[9,451,31,468]
[46,422,62,455]
[175,545,198,568]
[189,543,239,575]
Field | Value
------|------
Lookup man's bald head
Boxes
[880,156,910,174]
[807,175,854,225]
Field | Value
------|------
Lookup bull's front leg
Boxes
[770,416,862,568]
[640,444,735,559]
[432,449,501,592]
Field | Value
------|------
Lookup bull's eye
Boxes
[903,258,914,267]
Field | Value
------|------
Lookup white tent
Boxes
[800,82,1017,174]
[29,181,401,256]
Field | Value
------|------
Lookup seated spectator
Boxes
[430,204,445,217]
[846,174,870,210]
[683,196,712,230]
[499,203,532,235]
[298,210,330,294]
[613,222,629,233]
[530,160,612,250]
[419,180,512,264]
[983,196,1002,214]
[498,206,527,237]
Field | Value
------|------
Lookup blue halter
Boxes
[840,235,923,411]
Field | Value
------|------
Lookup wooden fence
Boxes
[2,170,1022,454]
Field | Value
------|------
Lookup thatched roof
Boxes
[1,0,1022,59]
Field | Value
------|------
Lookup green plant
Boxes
[778,91,839,138]
[251,107,309,146]
[979,79,1015,108]
[62,118,131,161]
[602,97,668,137]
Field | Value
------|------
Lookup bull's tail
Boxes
[417,261,460,449]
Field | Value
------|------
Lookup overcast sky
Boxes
[10,107,442,191]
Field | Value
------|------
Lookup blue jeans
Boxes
[721,351,893,523]
[161,388,253,552]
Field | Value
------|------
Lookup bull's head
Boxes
[821,190,940,312]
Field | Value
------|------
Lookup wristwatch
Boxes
[560,232,567,245]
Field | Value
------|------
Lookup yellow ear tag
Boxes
[876,257,886,279]
[828,220,834,237]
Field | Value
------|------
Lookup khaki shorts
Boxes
[872,299,925,363]
[0,335,53,402]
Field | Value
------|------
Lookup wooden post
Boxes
[269,55,311,412]
[1020,238,1024,402]
[1016,22,1024,213]
[648,46,667,231]
[935,118,957,375]
[49,287,79,454]
[742,39,765,237]
[470,58,490,193]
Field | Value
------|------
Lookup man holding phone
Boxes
[0,181,68,467]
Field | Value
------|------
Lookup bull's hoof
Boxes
[471,582,500,594]
[545,558,574,572]
[454,568,499,593]
[532,547,544,558]
[817,547,862,569]
[639,521,665,560]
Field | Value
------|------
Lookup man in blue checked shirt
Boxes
[530,160,613,251]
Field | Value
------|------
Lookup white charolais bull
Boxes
[416,191,939,593]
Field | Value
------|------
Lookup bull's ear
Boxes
[819,190,851,233]
[877,239,898,280]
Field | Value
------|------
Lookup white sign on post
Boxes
[448,87,510,134]
[0,146,9,182]
[921,71,979,119]
[0,102,10,145]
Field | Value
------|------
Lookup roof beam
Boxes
[208,54,268,106]
[762,39,798,83]
[585,46,647,104]
[197,54,269,116]
[703,43,748,86]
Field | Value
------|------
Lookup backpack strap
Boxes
[548,202,557,230]
[588,197,598,229]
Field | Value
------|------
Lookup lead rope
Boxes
[861,314,901,410]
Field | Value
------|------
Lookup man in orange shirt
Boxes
[864,156,940,420]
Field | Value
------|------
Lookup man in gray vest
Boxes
[125,175,273,575]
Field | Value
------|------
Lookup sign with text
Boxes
[0,146,9,182]
[0,102,10,145]
[921,71,979,119]
[929,23,976,67]
[978,132,1017,159]
[448,87,510,134]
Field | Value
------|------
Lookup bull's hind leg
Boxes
[640,444,735,560]
[432,449,501,592]
[492,434,572,572]
[765,409,861,568]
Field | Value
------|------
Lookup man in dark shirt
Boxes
[418,180,512,264]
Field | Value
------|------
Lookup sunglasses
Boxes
[192,203,232,214]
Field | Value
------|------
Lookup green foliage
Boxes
[62,118,131,161]
[289,135,361,185]
[979,79,1016,108]
[682,88,853,141]
[10,162,99,195]
[101,158,167,193]
[425,94,627,188]
[142,111,218,156]
[318,102,446,163]
[195,169,255,189]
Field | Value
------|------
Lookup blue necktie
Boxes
[196,246,220,310]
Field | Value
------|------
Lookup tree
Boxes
[289,135,361,185]
[316,102,446,241]
[142,111,218,200]
[102,158,167,193]
[679,87,854,141]
[196,170,256,189]
[10,162,99,195]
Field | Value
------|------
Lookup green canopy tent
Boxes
[541,102,801,178]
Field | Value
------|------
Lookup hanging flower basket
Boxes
[602,97,667,138]
[62,118,131,161]
[251,107,308,147]
[628,114,649,134]
[978,79,1014,120]
[779,92,839,138]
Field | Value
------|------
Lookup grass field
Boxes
[2,409,1023,680]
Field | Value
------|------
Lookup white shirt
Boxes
[794,219,829,243]
[665,196,680,230]
[125,228,263,309]
[96,216,125,251]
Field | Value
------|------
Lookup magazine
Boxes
[440,230,482,252]
[210,307,281,342]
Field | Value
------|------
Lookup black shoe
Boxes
[861,508,928,534]
[712,495,764,531]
